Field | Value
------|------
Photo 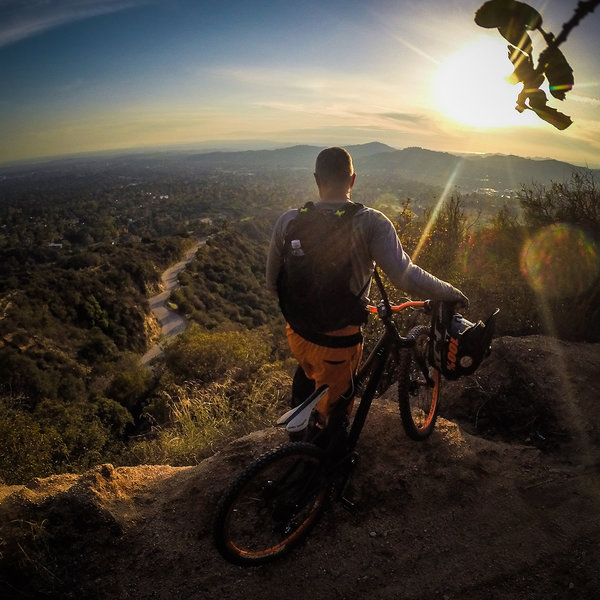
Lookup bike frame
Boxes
[336,298,428,452]
[213,272,435,564]
[276,267,432,474]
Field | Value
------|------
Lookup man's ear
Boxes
[314,173,321,187]
[350,173,356,188]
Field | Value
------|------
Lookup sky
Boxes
[1,0,599,167]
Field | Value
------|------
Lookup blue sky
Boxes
[1,0,599,166]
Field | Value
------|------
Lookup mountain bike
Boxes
[212,268,447,566]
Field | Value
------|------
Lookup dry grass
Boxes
[129,366,291,466]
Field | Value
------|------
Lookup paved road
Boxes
[140,239,205,365]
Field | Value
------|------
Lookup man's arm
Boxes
[265,210,297,295]
[366,210,468,306]
[265,231,282,295]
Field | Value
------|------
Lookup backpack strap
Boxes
[299,201,315,214]
[294,200,363,219]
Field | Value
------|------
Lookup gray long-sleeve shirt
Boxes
[266,200,467,305]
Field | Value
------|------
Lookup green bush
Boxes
[107,365,153,415]
[0,405,66,484]
[164,325,273,383]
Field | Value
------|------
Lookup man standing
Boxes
[266,147,467,429]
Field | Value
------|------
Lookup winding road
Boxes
[140,238,205,365]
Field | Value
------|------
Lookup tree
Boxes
[519,171,599,231]
[417,192,469,283]
[0,405,66,483]
[514,173,600,340]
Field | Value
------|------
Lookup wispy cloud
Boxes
[378,112,426,124]
[569,93,600,106]
[205,65,345,93]
[205,64,421,105]
[388,34,440,66]
[0,0,150,48]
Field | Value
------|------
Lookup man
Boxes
[266,146,467,430]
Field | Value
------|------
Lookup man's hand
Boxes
[454,290,469,311]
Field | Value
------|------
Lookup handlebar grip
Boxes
[367,301,429,314]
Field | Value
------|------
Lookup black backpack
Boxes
[277,202,368,339]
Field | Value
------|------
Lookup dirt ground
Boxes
[1,335,599,600]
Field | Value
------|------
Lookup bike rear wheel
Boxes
[213,442,331,566]
[398,325,440,440]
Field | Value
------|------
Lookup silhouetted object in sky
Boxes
[475,0,599,130]
[474,0,542,54]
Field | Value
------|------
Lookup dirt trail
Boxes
[141,239,205,365]
[2,335,600,600]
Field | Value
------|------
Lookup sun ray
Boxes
[532,291,595,465]
[520,227,600,466]
[411,159,463,262]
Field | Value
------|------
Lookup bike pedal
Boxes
[336,452,359,512]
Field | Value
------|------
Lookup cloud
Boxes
[0,0,150,48]
[379,112,426,124]
[388,33,440,66]
[206,65,346,93]
[569,93,600,107]
[204,65,433,123]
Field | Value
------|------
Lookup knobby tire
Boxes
[398,325,440,440]
[213,442,331,566]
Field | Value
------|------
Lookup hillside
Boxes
[3,143,597,194]
[2,334,599,600]
[358,147,599,190]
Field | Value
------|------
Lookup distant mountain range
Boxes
[186,141,394,168]
[2,142,597,193]
[183,142,597,192]
[358,145,599,192]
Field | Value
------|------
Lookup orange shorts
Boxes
[286,324,363,422]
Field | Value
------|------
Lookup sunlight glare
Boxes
[411,162,462,263]
[435,37,538,128]
[520,224,600,298]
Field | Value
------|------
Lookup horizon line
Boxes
[0,140,596,171]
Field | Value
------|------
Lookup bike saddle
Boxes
[276,385,329,433]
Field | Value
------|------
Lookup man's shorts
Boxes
[286,324,363,422]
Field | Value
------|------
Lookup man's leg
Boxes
[286,325,362,424]
[312,349,362,421]
[291,364,315,408]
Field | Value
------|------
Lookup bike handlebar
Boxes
[366,300,429,314]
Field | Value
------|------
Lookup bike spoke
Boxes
[398,326,441,440]
[214,445,330,564]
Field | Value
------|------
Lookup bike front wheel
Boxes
[213,442,331,566]
[398,325,440,441]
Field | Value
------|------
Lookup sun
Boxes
[434,37,539,128]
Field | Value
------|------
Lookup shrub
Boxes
[0,405,66,484]
[164,325,273,383]
[128,365,290,466]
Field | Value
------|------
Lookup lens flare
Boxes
[411,161,463,263]
[520,224,600,298]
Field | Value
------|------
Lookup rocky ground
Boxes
[1,335,599,600]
